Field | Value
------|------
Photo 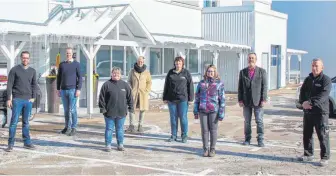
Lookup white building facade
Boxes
[0,0,306,115]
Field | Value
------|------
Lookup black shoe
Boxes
[68,128,77,136]
[167,136,177,142]
[297,155,314,162]
[60,128,68,134]
[4,145,13,152]
[209,148,216,157]
[138,125,144,133]
[126,125,136,133]
[243,140,250,145]
[23,144,36,150]
[117,145,125,151]
[181,136,188,143]
[258,141,265,147]
[203,148,209,157]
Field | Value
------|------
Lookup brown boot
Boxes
[138,125,144,133]
[126,125,135,133]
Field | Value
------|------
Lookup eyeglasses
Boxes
[207,70,215,73]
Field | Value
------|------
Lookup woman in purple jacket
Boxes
[194,64,225,157]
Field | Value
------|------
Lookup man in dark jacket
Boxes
[238,53,268,147]
[0,90,8,128]
[99,67,134,152]
[298,58,331,167]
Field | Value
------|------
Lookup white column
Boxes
[44,43,50,112]
[87,45,94,116]
[212,50,219,68]
[81,44,101,117]
[0,41,27,75]
[287,55,291,83]
[298,55,302,83]
[76,46,80,108]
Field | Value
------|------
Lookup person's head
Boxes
[66,47,73,60]
[21,51,30,66]
[248,52,257,68]
[137,56,145,67]
[111,67,122,81]
[311,58,324,77]
[174,56,184,71]
[204,64,220,80]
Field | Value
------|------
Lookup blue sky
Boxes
[272,1,336,77]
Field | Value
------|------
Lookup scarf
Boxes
[134,63,147,73]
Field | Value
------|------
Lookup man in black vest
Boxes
[298,58,331,167]
[238,52,268,147]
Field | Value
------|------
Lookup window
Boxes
[187,49,198,73]
[203,0,218,7]
[95,46,111,77]
[112,46,124,75]
[164,48,174,73]
[271,45,281,66]
[126,47,137,76]
[150,48,163,75]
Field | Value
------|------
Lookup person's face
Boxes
[175,60,183,70]
[137,57,144,67]
[312,60,323,76]
[248,54,257,68]
[111,70,121,80]
[21,53,30,66]
[207,67,215,78]
[66,49,73,60]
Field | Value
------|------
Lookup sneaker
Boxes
[105,145,112,152]
[258,141,265,147]
[117,145,125,151]
[23,144,36,150]
[319,159,328,167]
[126,125,136,133]
[181,136,188,143]
[4,145,13,152]
[209,148,216,157]
[297,155,314,162]
[203,148,209,157]
[138,125,144,133]
[243,140,250,146]
[68,128,77,136]
[167,136,177,142]
[60,128,69,134]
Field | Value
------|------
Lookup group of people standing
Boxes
[3,48,331,166]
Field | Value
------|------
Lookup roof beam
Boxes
[120,20,134,38]
[95,7,110,21]
[100,6,130,38]
[95,39,139,46]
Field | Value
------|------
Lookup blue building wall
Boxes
[272,1,336,78]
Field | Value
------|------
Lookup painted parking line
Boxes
[78,129,336,153]
[9,148,195,175]
[197,169,214,176]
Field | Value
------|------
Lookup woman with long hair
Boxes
[194,64,225,157]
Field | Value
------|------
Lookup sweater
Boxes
[98,79,134,118]
[7,65,37,100]
[57,60,82,90]
[163,68,194,102]
[194,78,226,120]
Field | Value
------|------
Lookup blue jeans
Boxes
[8,98,33,146]
[168,101,188,138]
[61,89,78,129]
[104,117,126,146]
[243,106,264,141]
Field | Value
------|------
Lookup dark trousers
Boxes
[303,113,330,160]
[199,112,218,150]
[243,106,264,141]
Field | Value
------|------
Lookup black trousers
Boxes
[303,113,330,160]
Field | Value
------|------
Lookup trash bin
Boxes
[46,76,60,113]
[79,74,99,107]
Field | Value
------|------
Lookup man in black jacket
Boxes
[298,58,331,167]
[238,53,268,147]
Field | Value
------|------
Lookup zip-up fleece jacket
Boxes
[163,68,194,102]
[98,79,134,118]
[299,72,332,114]
[193,78,226,120]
